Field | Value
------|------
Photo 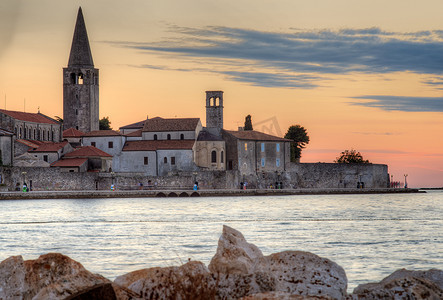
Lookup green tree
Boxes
[99,117,112,130]
[244,115,253,131]
[54,116,63,123]
[335,149,370,164]
[284,125,310,161]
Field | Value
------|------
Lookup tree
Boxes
[284,125,310,162]
[54,116,63,123]
[335,149,370,164]
[244,115,253,131]
[99,117,112,130]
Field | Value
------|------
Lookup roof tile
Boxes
[64,146,112,157]
[142,118,200,132]
[0,109,58,124]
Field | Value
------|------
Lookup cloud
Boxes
[350,95,443,112]
[107,26,443,89]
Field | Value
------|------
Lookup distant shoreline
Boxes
[0,187,423,200]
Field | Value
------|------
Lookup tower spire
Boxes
[68,7,94,67]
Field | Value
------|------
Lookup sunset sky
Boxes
[1,0,443,187]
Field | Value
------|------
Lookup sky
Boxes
[1,0,443,188]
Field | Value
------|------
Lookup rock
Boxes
[240,291,333,299]
[115,260,215,299]
[267,251,347,300]
[0,253,137,300]
[209,225,276,298]
[351,269,443,299]
[209,225,266,274]
[0,255,27,299]
[208,225,347,300]
[63,283,117,300]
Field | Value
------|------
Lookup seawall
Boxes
[0,187,421,200]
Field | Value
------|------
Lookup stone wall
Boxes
[0,163,388,191]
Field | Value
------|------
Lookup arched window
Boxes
[19,127,22,139]
[167,134,171,140]
[24,127,27,139]
[153,134,158,140]
[221,151,224,163]
[211,150,217,163]
[29,128,32,139]
[180,134,184,140]
[164,157,168,163]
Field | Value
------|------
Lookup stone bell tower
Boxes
[205,91,224,135]
[63,7,99,132]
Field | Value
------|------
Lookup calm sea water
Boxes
[0,191,442,292]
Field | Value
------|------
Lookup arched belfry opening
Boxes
[205,91,224,130]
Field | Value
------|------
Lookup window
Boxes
[144,157,148,165]
[171,156,176,165]
[19,127,22,139]
[261,158,266,167]
[167,134,171,140]
[211,150,217,163]
[276,158,280,167]
[228,160,233,170]
[108,141,114,148]
[244,143,247,151]
[180,134,184,140]
[276,143,280,152]
[91,142,96,147]
[261,143,265,152]
[153,134,157,140]
[164,157,167,163]
[221,151,224,163]
[43,155,48,162]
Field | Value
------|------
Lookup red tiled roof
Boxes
[120,120,146,130]
[142,118,200,132]
[0,109,58,124]
[51,158,88,167]
[83,130,121,137]
[123,140,195,151]
[64,146,112,158]
[16,139,42,149]
[225,130,291,142]
[63,127,84,138]
[125,129,142,137]
[30,141,68,153]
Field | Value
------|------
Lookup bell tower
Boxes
[63,7,99,132]
[205,91,224,132]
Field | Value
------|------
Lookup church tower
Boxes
[63,7,99,132]
[205,91,224,134]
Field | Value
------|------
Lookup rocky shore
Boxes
[0,225,441,299]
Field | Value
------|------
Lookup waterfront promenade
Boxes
[0,187,422,200]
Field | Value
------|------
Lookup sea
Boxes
[0,190,442,292]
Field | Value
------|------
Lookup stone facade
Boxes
[82,131,125,171]
[205,91,224,131]
[0,130,13,166]
[0,162,388,191]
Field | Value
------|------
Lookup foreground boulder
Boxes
[350,268,443,299]
[209,225,347,299]
[115,261,215,299]
[0,253,138,300]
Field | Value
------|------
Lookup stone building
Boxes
[119,119,146,135]
[222,130,291,175]
[29,141,74,165]
[62,127,84,147]
[60,146,112,172]
[63,7,99,132]
[81,130,125,171]
[0,109,62,143]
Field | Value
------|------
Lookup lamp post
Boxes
[404,174,408,188]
